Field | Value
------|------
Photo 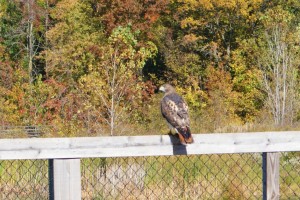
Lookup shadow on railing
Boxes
[168,133,187,155]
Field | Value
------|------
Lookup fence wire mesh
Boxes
[0,126,53,138]
[280,152,300,199]
[81,154,263,200]
[0,152,299,199]
[0,160,49,200]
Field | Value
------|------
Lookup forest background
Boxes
[1,0,300,137]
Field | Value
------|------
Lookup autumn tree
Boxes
[1,0,50,83]
[0,0,23,61]
[0,0,58,128]
[0,1,26,125]
[0,43,19,125]
[45,0,103,84]
[80,26,157,136]
[154,0,263,79]
[2,0,300,135]
[39,0,105,135]
[229,41,264,122]
[148,0,265,128]
[92,0,169,38]
[257,6,300,126]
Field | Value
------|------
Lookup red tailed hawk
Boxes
[159,84,194,145]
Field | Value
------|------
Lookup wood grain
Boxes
[263,152,280,200]
[0,131,299,160]
[52,159,81,200]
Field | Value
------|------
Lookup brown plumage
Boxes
[159,84,194,145]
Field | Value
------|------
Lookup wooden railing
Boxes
[1,131,300,200]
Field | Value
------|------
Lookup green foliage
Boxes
[45,0,104,84]
[0,0,23,60]
[230,40,265,121]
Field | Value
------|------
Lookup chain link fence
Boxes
[0,152,299,199]
[0,126,53,138]
[81,154,263,200]
[0,160,49,199]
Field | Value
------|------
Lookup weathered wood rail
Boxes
[1,131,300,200]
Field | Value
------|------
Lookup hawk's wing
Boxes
[161,93,190,129]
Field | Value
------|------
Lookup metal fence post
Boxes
[49,159,54,200]
[263,152,280,200]
[49,158,81,200]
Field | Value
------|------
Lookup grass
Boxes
[80,153,299,199]
[0,153,299,199]
[0,159,49,200]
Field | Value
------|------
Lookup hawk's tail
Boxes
[177,126,194,145]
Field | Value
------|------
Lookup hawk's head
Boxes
[159,84,175,94]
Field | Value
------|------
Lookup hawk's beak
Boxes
[159,86,165,92]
